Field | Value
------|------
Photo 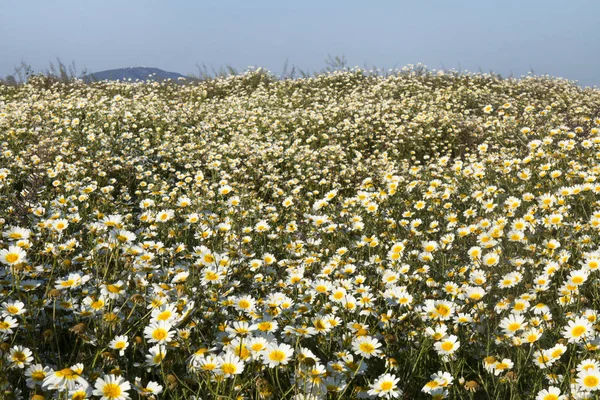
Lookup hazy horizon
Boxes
[2,0,599,87]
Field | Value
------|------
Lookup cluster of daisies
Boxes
[1,67,600,399]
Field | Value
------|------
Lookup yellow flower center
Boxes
[359,342,375,353]
[6,306,18,314]
[496,362,509,370]
[584,375,599,388]
[31,371,46,380]
[153,328,168,341]
[202,362,216,371]
[258,322,273,331]
[153,353,164,364]
[238,300,250,309]
[73,392,87,400]
[572,326,586,337]
[508,322,521,332]
[251,343,265,352]
[205,272,218,281]
[550,349,562,358]
[157,311,172,321]
[436,305,450,317]
[441,341,454,351]
[314,320,326,330]
[107,284,121,293]
[57,368,76,378]
[269,350,286,362]
[221,363,236,374]
[91,300,104,310]
[103,383,122,398]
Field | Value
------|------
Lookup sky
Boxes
[1,0,599,86]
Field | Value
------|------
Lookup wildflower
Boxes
[234,295,256,313]
[194,354,220,372]
[101,280,128,300]
[109,335,129,356]
[53,218,69,233]
[482,252,499,267]
[577,369,600,392]
[246,337,269,359]
[155,210,174,223]
[0,245,27,265]
[43,363,87,391]
[7,345,33,369]
[568,269,589,286]
[1,300,26,317]
[536,386,564,400]
[112,229,136,244]
[522,328,542,344]
[144,321,174,344]
[425,300,455,321]
[226,321,257,337]
[255,220,270,232]
[492,358,514,376]
[93,374,131,400]
[368,373,402,399]
[468,246,481,260]
[256,318,279,334]
[0,315,19,334]
[577,359,600,374]
[70,385,93,399]
[422,371,454,394]
[55,273,89,290]
[146,344,167,366]
[464,287,486,301]
[134,379,163,397]
[219,185,233,195]
[434,335,460,356]
[200,267,224,285]
[3,226,30,240]
[25,364,52,388]
[425,325,448,341]
[262,342,294,367]
[352,336,383,359]
[533,350,555,369]
[150,303,179,324]
[218,353,245,377]
[562,317,593,343]
[499,314,527,336]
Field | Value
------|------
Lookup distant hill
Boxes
[82,67,186,83]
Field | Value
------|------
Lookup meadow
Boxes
[1,66,600,399]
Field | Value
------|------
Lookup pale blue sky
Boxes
[1,0,599,86]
